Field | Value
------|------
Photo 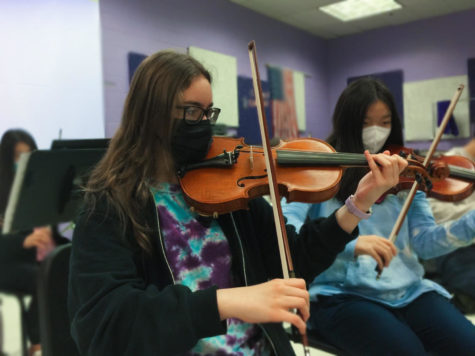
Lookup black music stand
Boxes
[51,138,110,150]
[2,148,105,234]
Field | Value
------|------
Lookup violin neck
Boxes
[448,165,475,181]
[277,150,368,168]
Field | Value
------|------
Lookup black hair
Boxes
[327,77,404,202]
[0,129,37,219]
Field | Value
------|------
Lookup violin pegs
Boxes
[425,178,433,192]
[415,173,424,186]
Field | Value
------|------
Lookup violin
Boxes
[178,136,431,217]
[388,145,475,202]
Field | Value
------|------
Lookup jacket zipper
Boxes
[230,213,278,356]
[151,193,176,284]
[151,199,279,354]
[230,213,248,286]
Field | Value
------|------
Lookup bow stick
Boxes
[376,84,465,278]
[248,40,310,356]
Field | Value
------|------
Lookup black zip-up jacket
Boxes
[68,195,357,355]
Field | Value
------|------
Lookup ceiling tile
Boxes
[226,0,475,39]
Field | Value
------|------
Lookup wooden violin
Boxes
[178,136,432,217]
[388,145,475,201]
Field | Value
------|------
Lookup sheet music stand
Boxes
[51,138,110,150]
[2,148,105,234]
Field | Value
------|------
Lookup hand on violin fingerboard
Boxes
[354,151,407,211]
[335,151,407,233]
[216,278,309,336]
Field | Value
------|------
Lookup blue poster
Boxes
[348,70,404,127]
[468,58,475,125]
[237,76,272,145]
[128,52,147,84]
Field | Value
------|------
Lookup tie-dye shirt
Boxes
[151,183,271,356]
[283,190,475,308]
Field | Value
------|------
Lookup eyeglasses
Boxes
[176,105,221,125]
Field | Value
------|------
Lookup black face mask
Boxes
[171,120,213,170]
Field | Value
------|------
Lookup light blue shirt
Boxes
[282,191,475,308]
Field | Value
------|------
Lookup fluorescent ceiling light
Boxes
[320,0,402,22]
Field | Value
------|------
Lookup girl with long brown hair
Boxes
[68,51,406,355]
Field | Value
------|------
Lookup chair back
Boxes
[37,243,79,356]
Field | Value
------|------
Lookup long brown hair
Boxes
[85,50,211,252]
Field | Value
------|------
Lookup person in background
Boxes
[283,78,475,355]
[426,138,475,313]
[67,51,407,355]
[0,129,64,356]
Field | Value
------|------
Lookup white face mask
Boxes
[362,125,391,153]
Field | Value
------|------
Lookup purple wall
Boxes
[327,10,475,150]
[101,1,474,151]
[100,0,327,138]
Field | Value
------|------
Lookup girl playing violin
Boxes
[68,51,406,355]
[283,77,475,355]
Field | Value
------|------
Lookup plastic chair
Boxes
[37,243,79,356]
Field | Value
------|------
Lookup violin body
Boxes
[430,155,474,201]
[179,138,437,216]
[389,145,475,202]
[179,137,469,216]
[179,136,342,216]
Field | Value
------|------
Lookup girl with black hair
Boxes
[283,77,475,355]
[67,51,407,355]
[0,129,38,218]
[0,129,65,356]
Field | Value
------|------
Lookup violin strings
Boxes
[448,165,475,181]
[276,150,368,167]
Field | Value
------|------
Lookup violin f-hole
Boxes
[236,172,267,187]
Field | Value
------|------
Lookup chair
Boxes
[37,243,79,356]
[287,325,346,355]
[0,291,29,356]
